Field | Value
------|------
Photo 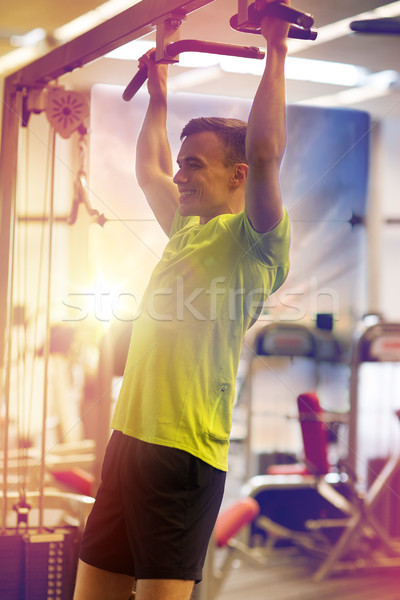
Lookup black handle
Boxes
[288,25,317,40]
[122,67,149,102]
[259,1,314,29]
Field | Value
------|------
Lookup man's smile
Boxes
[179,189,196,200]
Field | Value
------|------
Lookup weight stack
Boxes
[0,527,81,600]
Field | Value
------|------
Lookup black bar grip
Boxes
[122,67,149,101]
[260,1,314,29]
[288,25,317,40]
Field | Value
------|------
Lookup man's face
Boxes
[173,131,238,223]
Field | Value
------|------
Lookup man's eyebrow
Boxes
[176,155,205,165]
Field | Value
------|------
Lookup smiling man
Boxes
[74,2,291,599]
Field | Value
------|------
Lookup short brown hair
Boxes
[180,117,247,166]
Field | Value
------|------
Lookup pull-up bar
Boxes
[122,1,317,101]
[122,41,265,101]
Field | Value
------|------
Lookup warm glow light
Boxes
[10,28,47,48]
[168,66,222,92]
[0,0,141,75]
[298,71,400,108]
[53,0,141,42]
[298,87,391,108]
[0,46,45,74]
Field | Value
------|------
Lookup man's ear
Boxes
[231,163,248,186]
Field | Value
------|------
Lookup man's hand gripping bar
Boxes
[230,1,317,39]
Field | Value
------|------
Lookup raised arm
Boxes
[245,0,290,233]
[135,52,179,235]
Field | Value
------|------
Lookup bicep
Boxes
[140,175,180,236]
[245,160,283,233]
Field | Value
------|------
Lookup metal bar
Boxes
[0,87,19,373]
[5,0,216,91]
[167,39,264,58]
[123,40,264,101]
[38,127,56,533]
[0,88,21,534]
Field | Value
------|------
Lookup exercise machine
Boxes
[244,320,345,478]
[0,489,94,599]
[242,322,400,581]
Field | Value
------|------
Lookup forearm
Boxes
[136,92,173,188]
[246,40,287,168]
[134,54,179,234]
[244,7,289,233]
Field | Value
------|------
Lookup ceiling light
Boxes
[297,70,400,107]
[285,58,368,87]
[299,87,390,107]
[168,66,222,91]
[220,56,369,87]
[54,0,140,43]
[10,28,46,48]
[106,40,155,60]
[0,47,44,74]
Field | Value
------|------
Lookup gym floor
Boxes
[219,556,400,600]
[216,442,400,600]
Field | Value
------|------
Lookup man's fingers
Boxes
[138,49,156,69]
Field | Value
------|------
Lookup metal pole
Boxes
[38,127,56,532]
[0,84,21,533]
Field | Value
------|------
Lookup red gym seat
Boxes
[267,392,330,476]
[215,497,260,548]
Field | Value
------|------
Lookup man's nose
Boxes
[173,168,188,184]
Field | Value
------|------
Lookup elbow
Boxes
[247,149,284,174]
[246,139,285,169]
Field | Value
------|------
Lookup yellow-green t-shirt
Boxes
[111,208,290,471]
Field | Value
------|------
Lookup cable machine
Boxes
[0,85,96,599]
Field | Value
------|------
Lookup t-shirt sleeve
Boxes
[243,207,290,266]
[229,208,291,294]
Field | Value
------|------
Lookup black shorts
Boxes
[79,431,226,582]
